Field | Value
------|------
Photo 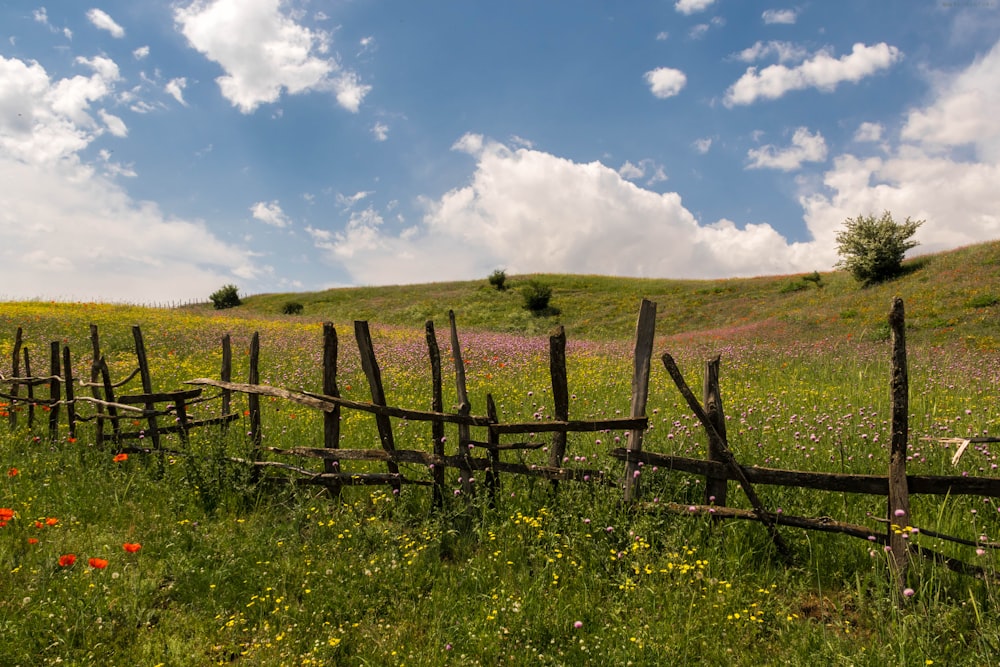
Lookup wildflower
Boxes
[113,453,128,463]
[976,548,986,556]
[89,557,109,570]
[902,588,915,597]
[123,542,142,553]
[573,621,583,629]
[7,467,18,477]
[45,517,59,526]
[0,508,14,522]
[58,554,76,567]
[27,537,38,545]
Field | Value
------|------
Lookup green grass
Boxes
[2,240,1000,664]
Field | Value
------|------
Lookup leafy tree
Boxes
[488,269,507,291]
[835,211,923,286]
[210,284,241,310]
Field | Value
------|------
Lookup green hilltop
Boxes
[213,240,1000,345]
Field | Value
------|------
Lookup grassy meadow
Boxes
[2,242,1000,665]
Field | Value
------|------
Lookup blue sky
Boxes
[2,1,999,302]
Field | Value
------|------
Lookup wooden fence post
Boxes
[449,311,473,495]
[24,348,35,429]
[221,334,232,434]
[547,326,570,489]
[9,327,21,429]
[48,341,60,442]
[63,346,77,440]
[355,321,401,493]
[248,332,262,470]
[704,356,728,508]
[888,297,911,587]
[322,323,342,498]
[624,299,657,503]
[132,326,161,450]
[486,394,501,504]
[89,325,105,446]
[425,320,446,506]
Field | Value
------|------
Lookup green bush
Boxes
[967,294,999,309]
[209,284,241,310]
[488,269,507,291]
[282,302,304,315]
[521,280,553,312]
[835,211,923,286]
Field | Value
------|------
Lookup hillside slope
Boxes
[210,241,1000,344]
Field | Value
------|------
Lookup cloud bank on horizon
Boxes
[1,1,999,302]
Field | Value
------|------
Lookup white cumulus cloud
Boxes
[0,54,258,301]
[86,8,125,38]
[165,77,188,106]
[762,9,798,25]
[734,40,808,64]
[747,127,828,171]
[250,200,291,227]
[174,0,368,114]
[644,67,687,98]
[725,42,902,106]
[854,122,884,142]
[675,0,716,15]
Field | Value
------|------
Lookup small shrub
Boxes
[779,280,808,294]
[521,280,553,312]
[835,211,923,286]
[282,302,304,315]
[802,271,824,288]
[967,294,999,309]
[209,284,241,310]
[488,269,507,291]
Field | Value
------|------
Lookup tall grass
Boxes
[1,270,999,664]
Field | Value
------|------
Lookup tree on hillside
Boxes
[835,211,923,286]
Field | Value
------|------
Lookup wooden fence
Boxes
[2,298,999,587]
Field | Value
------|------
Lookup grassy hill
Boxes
[212,240,1000,345]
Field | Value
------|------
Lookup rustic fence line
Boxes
[2,298,999,587]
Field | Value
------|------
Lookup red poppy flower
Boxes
[123,542,142,553]
[113,453,128,463]
[58,554,76,567]
[7,467,18,477]
[45,517,59,526]
[27,537,38,545]
[88,557,109,570]
[0,508,13,522]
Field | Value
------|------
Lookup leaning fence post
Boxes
[221,333,232,434]
[449,311,473,495]
[547,326,570,489]
[322,323,342,498]
[132,326,161,450]
[62,346,77,440]
[89,325,105,446]
[426,320,446,507]
[888,297,911,587]
[48,342,60,442]
[9,327,22,429]
[248,332,262,472]
[355,321,401,493]
[624,299,657,503]
[24,348,35,429]
[704,356,728,508]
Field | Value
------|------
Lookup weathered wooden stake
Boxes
[547,326,570,489]
[9,327,21,429]
[221,333,232,434]
[425,320,446,506]
[449,311,473,494]
[248,332,262,469]
[624,299,657,503]
[355,321,401,492]
[704,356,728,508]
[89,325,105,446]
[24,348,34,428]
[132,326,161,450]
[888,297,911,586]
[63,346,76,440]
[48,341,60,442]
[486,393,501,504]
[322,323,342,498]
